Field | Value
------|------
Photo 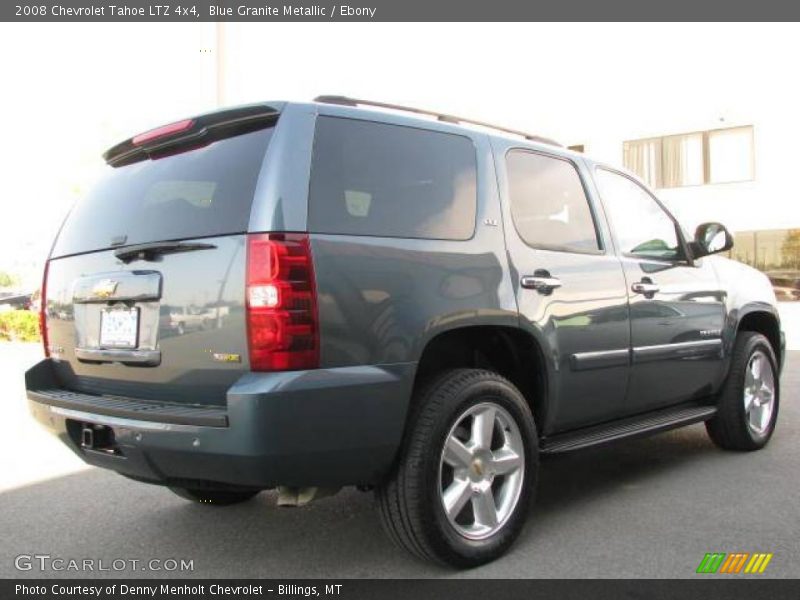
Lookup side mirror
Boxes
[689,222,734,259]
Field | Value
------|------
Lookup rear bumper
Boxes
[26,359,414,489]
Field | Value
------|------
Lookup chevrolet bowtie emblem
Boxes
[92,279,119,299]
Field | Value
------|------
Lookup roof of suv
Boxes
[107,97,615,179]
[303,96,571,155]
[313,95,561,145]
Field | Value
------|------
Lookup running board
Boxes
[541,404,717,454]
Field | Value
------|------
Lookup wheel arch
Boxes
[735,304,783,372]
[409,325,550,434]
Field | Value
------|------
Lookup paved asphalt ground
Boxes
[0,342,797,579]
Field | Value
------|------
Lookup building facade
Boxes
[567,108,800,302]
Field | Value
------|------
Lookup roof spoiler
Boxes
[314,95,561,147]
[103,104,280,167]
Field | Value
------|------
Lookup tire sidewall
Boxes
[416,374,538,566]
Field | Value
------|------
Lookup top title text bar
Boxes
[4,0,800,22]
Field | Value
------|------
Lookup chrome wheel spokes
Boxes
[438,403,524,540]
[744,351,775,436]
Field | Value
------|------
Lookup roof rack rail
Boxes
[313,95,562,147]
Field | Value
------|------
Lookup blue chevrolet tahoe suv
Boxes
[26,96,785,567]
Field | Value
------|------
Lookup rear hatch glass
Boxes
[52,126,273,258]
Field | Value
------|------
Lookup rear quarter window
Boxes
[308,117,477,240]
[52,127,273,258]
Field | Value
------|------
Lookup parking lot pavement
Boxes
[0,343,87,492]
[1,342,797,579]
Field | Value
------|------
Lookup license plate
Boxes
[99,307,139,348]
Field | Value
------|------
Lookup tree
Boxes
[781,229,800,270]
[0,272,19,288]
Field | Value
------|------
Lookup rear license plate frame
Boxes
[99,306,140,349]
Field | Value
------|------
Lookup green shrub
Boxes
[0,271,19,288]
[0,310,41,342]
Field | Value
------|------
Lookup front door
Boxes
[498,147,631,433]
[593,167,726,413]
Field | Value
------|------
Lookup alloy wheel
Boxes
[438,402,525,540]
[744,350,775,436]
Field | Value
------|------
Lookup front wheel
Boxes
[376,369,538,568]
[706,332,780,451]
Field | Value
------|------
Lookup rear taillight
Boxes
[40,260,49,357]
[246,233,319,371]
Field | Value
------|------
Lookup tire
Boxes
[706,332,780,451]
[168,487,260,506]
[376,369,538,568]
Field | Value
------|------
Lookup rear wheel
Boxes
[376,369,538,567]
[168,487,260,506]
[706,332,779,451]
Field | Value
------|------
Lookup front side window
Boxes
[308,117,477,240]
[595,168,682,261]
[506,150,600,254]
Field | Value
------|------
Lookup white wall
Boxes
[218,23,800,235]
[2,22,800,286]
[577,109,799,234]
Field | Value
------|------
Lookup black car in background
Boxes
[0,292,32,311]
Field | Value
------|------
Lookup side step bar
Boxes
[541,404,717,454]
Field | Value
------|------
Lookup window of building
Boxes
[662,132,704,187]
[623,125,754,189]
[595,168,682,261]
[708,127,755,184]
[308,117,477,240]
[506,150,600,254]
[623,137,661,189]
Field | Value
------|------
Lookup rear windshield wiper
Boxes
[114,241,217,263]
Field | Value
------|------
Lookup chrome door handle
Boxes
[521,274,562,294]
[631,280,659,296]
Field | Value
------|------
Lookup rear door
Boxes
[44,117,276,406]
[496,146,631,433]
[593,167,726,413]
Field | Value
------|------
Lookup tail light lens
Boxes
[246,233,319,371]
[40,260,49,357]
[132,118,195,146]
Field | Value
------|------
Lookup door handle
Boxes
[521,271,562,295]
[631,278,659,298]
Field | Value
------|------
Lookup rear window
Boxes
[507,150,601,254]
[308,117,477,240]
[52,127,273,258]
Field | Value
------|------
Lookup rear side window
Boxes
[52,127,274,258]
[308,117,477,240]
[506,150,600,254]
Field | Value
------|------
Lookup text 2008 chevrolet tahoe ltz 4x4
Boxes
[27,97,785,567]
